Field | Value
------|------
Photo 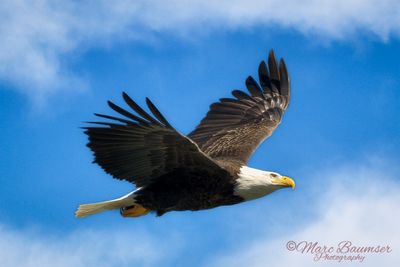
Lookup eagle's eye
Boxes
[270,173,278,178]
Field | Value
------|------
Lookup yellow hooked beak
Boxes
[273,176,295,189]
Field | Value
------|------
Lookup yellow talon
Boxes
[120,204,150,217]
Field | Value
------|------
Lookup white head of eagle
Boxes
[235,166,295,201]
[76,49,295,218]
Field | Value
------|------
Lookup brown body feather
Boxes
[83,50,290,215]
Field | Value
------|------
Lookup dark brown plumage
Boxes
[80,49,291,216]
[188,50,290,165]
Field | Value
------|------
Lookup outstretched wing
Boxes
[84,92,222,188]
[188,50,290,165]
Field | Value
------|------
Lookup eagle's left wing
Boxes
[84,93,223,188]
[188,50,290,165]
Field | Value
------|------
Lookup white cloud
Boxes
[0,160,398,267]
[0,1,138,103]
[0,225,181,267]
[209,162,400,267]
[1,0,400,101]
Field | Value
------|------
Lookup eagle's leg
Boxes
[120,204,150,217]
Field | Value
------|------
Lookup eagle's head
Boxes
[269,172,295,189]
[234,166,295,201]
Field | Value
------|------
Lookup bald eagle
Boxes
[76,50,295,218]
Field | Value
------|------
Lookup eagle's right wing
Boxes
[84,93,223,188]
[188,50,290,166]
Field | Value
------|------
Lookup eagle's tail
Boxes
[75,191,136,218]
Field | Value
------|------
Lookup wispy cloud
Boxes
[1,0,400,101]
[0,1,138,103]
[0,159,398,266]
[0,224,182,267]
[209,161,400,267]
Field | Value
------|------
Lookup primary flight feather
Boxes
[76,50,295,218]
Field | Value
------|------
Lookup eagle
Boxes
[76,50,295,218]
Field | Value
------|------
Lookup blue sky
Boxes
[0,1,400,267]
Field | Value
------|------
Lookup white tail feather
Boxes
[75,191,136,218]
